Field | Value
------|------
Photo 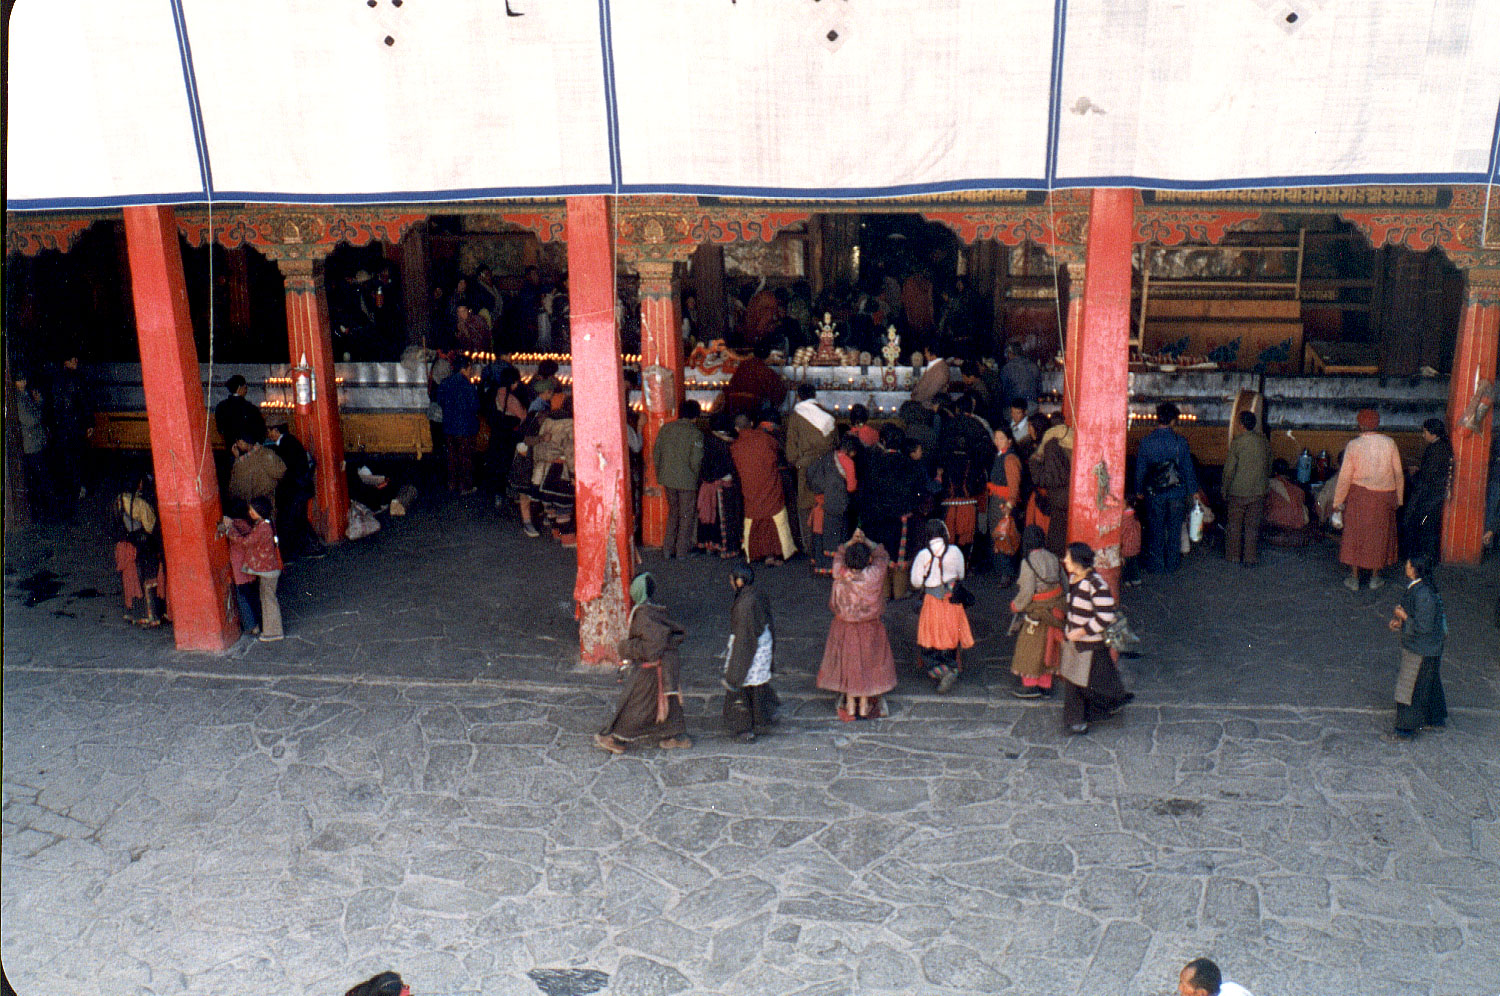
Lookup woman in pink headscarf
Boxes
[1333,409,1404,591]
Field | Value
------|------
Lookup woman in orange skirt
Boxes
[909,519,974,694]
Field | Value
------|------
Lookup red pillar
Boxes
[277,256,349,544]
[1442,265,1499,564]
[1066,189,1136,591]
[121,206,239,651]
[637,260,684,548]
[567,197,635,664]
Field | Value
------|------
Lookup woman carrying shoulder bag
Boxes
[909,519,974,694]
[1009,525,1065,699]
[1059,542,1132,734]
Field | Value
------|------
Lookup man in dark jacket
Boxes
[858,425,921,568]
[1403,418,1452,562]
[999,342,1041,413]
[267,422,317,557]
[653,399,705,559]
[50,354,95,502]
[1386,554,1447,741]
[1134,403,1200,573]
[436,358,480,493]
[215,375,265,448]
[723,565,779,742]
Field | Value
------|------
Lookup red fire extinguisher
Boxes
[293,352,316,407]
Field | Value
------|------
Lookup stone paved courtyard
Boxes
[4,490,1500,996]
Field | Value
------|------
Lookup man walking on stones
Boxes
[723,564,780,742]
[596,573,691,754]
[1385,553,1448,742]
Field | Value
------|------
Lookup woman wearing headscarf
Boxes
[910,519,974,694]
[1031,416,1075,555]
[114,472,166,627]
[596,573,691,754]
[817,530,897,720]
[1402,417,1452,562]
[1008,525,1066,699]
[1059,542,1133,735]
[1333,409,1404,590]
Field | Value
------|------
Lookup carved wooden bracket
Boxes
[175,208,427,258]
[1133,210,1264,246]
[4,215,101,257]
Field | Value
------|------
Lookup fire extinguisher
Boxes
[293,352,316,407]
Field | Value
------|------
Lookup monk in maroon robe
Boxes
[730,413,796,563]
[719,347,788,419]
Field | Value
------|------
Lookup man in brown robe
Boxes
[596,573,691,753]
[730,413,797,563]
[742,286,782,346]
[719,343,788,419]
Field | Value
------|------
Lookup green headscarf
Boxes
[630,572,656,607]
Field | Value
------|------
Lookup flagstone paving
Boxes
[4,493,1499,995]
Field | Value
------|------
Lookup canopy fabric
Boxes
[8,0,1500,209]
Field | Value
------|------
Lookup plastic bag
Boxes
[1188,499,1205,543]
[346,500,382,541]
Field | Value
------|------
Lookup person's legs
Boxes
[1418,657,1447,727]
[459,435,477,491]
[1225,497,1246,563]
[674,488,697,558]
[445,434,462,491]
[234,582,261,632]
[1162,496,1188,572]
[771,507,797,560]
[660,489,678,561]
[1062,681,1087,729]
[257,572,283,640]
[1145,496,1169,572]
[1242,495,1264,565]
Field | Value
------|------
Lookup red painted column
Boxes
[276,255,349,544]
[1442,265,1499,564]
[121,206,239,651]
[567,197,635,664]
[637,260,683,548]
[1066,189,1135,591]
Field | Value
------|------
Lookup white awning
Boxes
[7,0,1499,208]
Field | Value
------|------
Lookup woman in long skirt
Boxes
[1009,525,1065,698]
[909,519,974,694]
[817,531,898,720]
[597,573,692,753]
[1059,542,1133,734]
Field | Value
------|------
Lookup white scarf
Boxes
[794,399,835,437]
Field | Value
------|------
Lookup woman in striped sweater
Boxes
[1060,542,1133,734]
